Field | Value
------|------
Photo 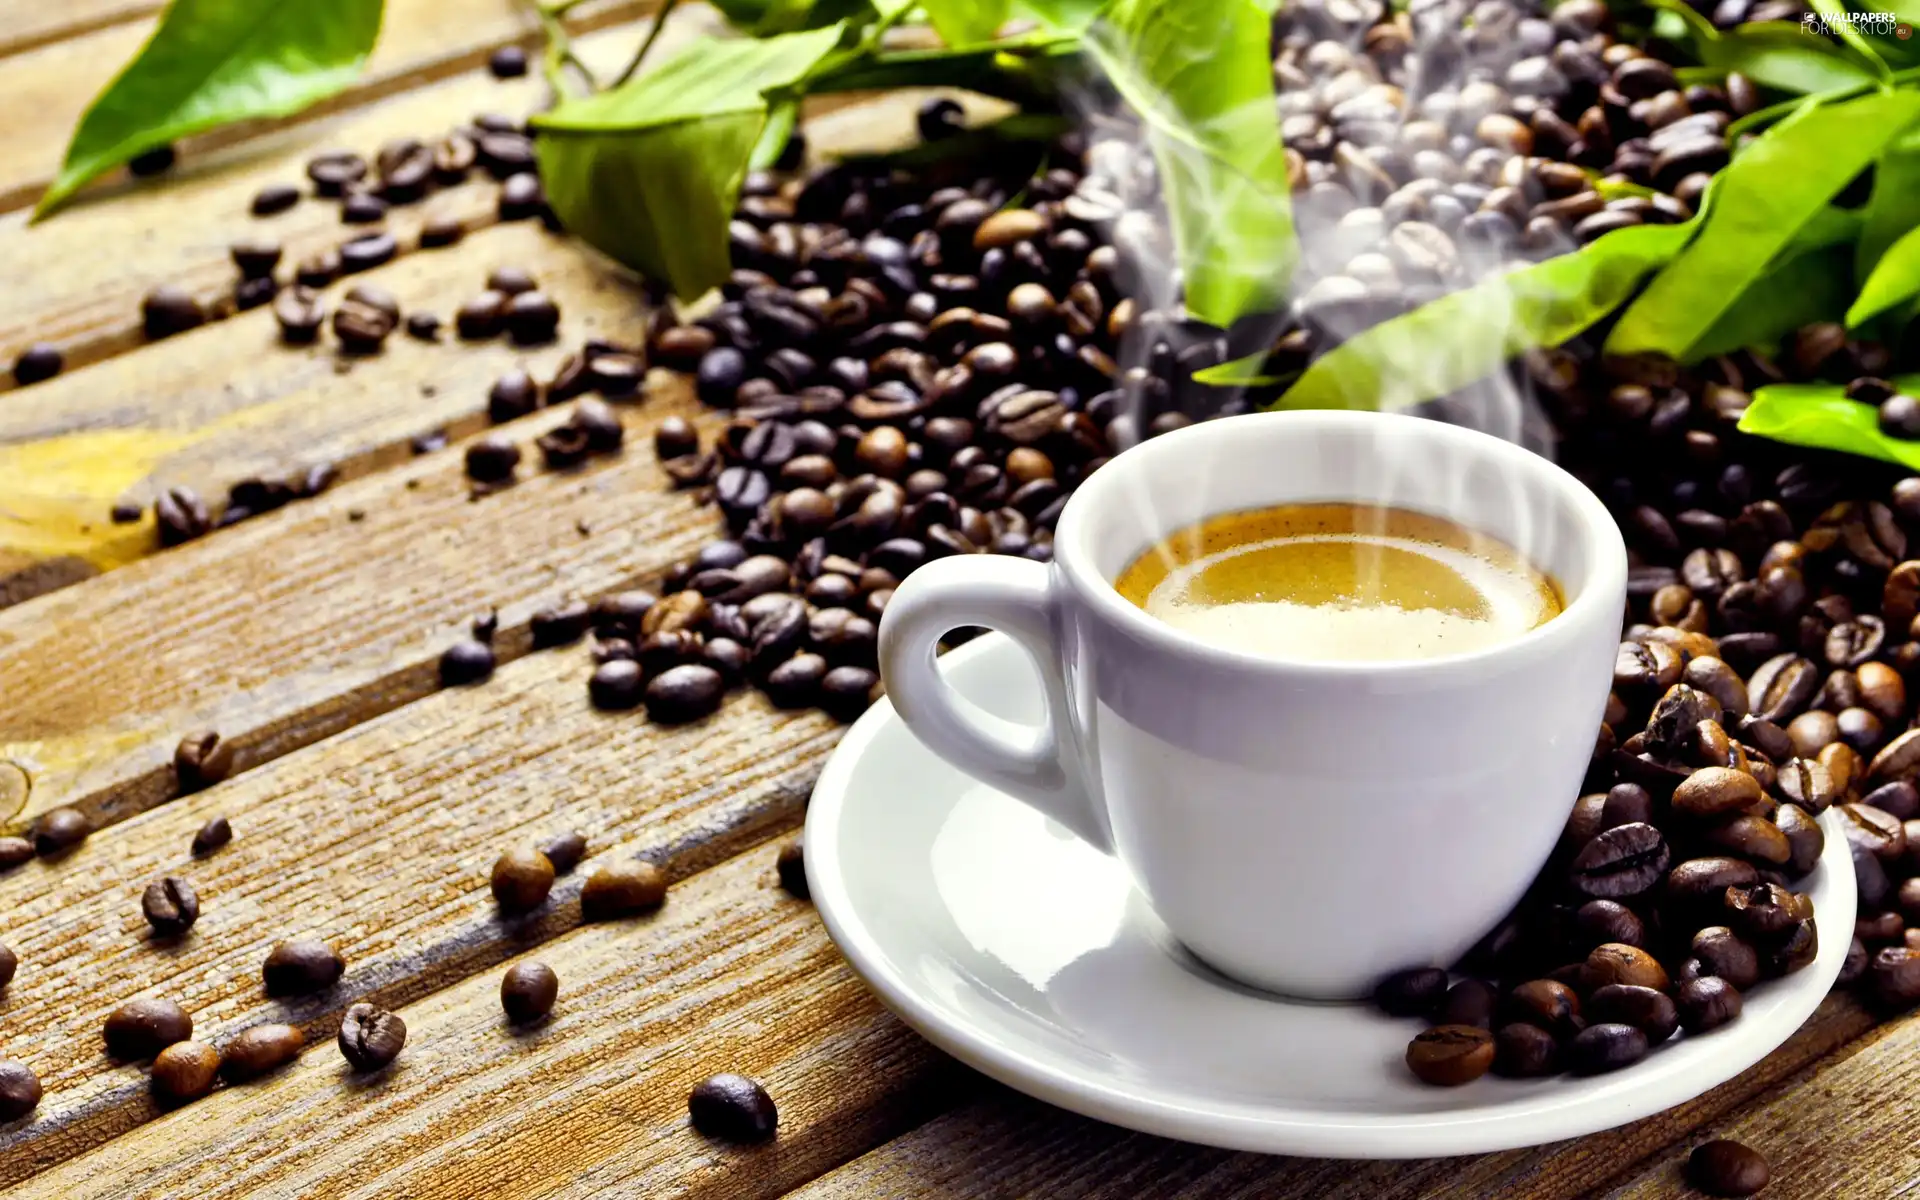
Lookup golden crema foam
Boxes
[1114,503,1563,663]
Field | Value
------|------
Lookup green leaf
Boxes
[1849,223,1920,326]
[1192,352,1294,388]
[1738,375,1920,469]
[1647,0,1881,93]
[1690,242,1857,357]
[1013,0,1105,32]
[1858,137,1920,278]
[749,98,801,171]
[1274,220,1699,412]
[921,0,1012,45]
[810,34,1081,100]
[532,25,849,300]
[1083,0,1294,328]
[1605,88,1920,360]
[37,0,384,219]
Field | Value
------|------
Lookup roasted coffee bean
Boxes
[1777,756,1837,812]
[1683,657,1749,721]
[506,291,561,344]
[530,601,591,648]
[306,151,366,195]
[0,839,30,872]
[1868,781,1920,821]
[539,831,587,877]
[1748,653,1818,722]
[439,639,496,686]
[104,998,193,1060]
[1405,1025,1495,1086]
[647,664,726,723]
[1674,768,1758,814]
[151,1040,220,1103]
[689,1073,780,1140]
[1491,1022,1559,1078]
[261,938,344,996]
[1855,841,1892,910]
[1692,927,1760,989]
[1703,814,1790,866]
[1570,822,1670,897]
[456,291,509,339]
[1869,945,1920,1008]
[488,370,540,423]
[142,876,200,937]
[642,589,709,635]
[589,659,645,709]
[295,249,342,287]
[776,838,808,899]
[1687,1139,1770,1197]
[1648,685,1720,752]
[1841,936,1872,984]
[251,183,300,215]
[153,485,212,547]
[499,173,545,219]
[489,44,529,77]
[12,342,62,385]
[819,665,879,720]
[1574,899,1645,949]
[142,284,205,339]
[0,943,13,989]
[341,193,387,224]
[229,237,282,279]
[190,816,232,858]
[1587,983,1678,1043]
[1839,802,1907,859]
[174,729,234,791]
[0,1060,41,1120]
[1565,1022,1648,1075]
[655,416,700,460]
[465,434,521,484]
[337,1002,406,1072]
[33,805,90,856]
[491,847,556,914]
[1503,980,1581,1037]
[765,653,828,707]
[1673,975,1743,1034]
[1585,942,1670,992]
[1669,856,1761,909]
[332,284,401,351]
[273,285,326,342]
[405,312,443,341]
[580,860,667,920]
[221,1024,304,1082]
[1725,880,1808,942]
[501,961,559,1024]
[339,231,397,272]
[1435,978,1499,1029]
[1373,967,1449,1018]
[1764,915,1820,977]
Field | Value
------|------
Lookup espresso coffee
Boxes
[1114,503,1561,662]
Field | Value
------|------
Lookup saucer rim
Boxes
[805,634,1855,1159]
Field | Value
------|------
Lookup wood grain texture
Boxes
[6,844,968,1198]
[789,997,1883,1200]
[0,0,666,215]
[0,0,154,61]
[0,5,726,384]
[0,373,734,838]
[0,218,657,599]
[1600,1014,1920,1198]
[0,639,844,1184]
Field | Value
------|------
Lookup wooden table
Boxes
[0,3,1913,1195]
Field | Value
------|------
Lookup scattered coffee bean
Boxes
[488,44,529,77]
[531,601,592,648]
[251,183,300,216]
[506,291,560,344]
[541,831,587,875]
[501,960,559,1025]
[142,285,204,339]
[0,1060,41,1121]
[646,664,726,723]
[261,938,344,997]
[11,342,62,386]
[499,173,545,220]
[175,729,235,791]
[1435,978,1499,1029]
[0,839,32,872]
[1492,1023,1559,1078]
[32,806,90,856]
[154,485,211,546]
[1405,1025,1495,1086]
[589,659,645,709]
[1566,1022,1649,1075]
[0,943,14,989]
[104,998,193,1059]
[1869,946,1920,1009]
[1687,1139,1770,1197]
[339,231,398,272]
[337,1002,407,1072]
[142,876,200,937]
[488,267,536,294]
[1585,942,1670,992]
[491,847,556,914]
[580,860,667,920]
[221,1023,304,1082]
[440,639,497,686]
[273,286,326,342]
[191,816,233,857]
[307,151,367,196]
[776,838,808,899]
[129,144,177,175]
[332,284,401,351]
[688,1073,779,1141]
[151,1040,221,1103]
[465,434,521,483]
[456,291,509,339]
[1586,984,1678,1043]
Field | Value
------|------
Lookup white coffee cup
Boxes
[877,410,1627,1000]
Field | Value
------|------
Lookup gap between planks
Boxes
[0,0,667,217]
[0,0,154,63]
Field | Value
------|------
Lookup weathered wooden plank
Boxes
[1599,1015,1920,1198]
[0,218,653,601]
[0,0,154,61]
[4,835,969,1196]
[0,0,665,215]
[786,997,1879,1199]
[0,634,848,1184]
[0,370,734,836]
[0,6,723,384]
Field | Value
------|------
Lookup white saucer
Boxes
[805,634,1857,1159]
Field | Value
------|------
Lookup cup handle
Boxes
[878,554,1113,854]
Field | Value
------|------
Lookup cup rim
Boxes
[1052,409,1627,678]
